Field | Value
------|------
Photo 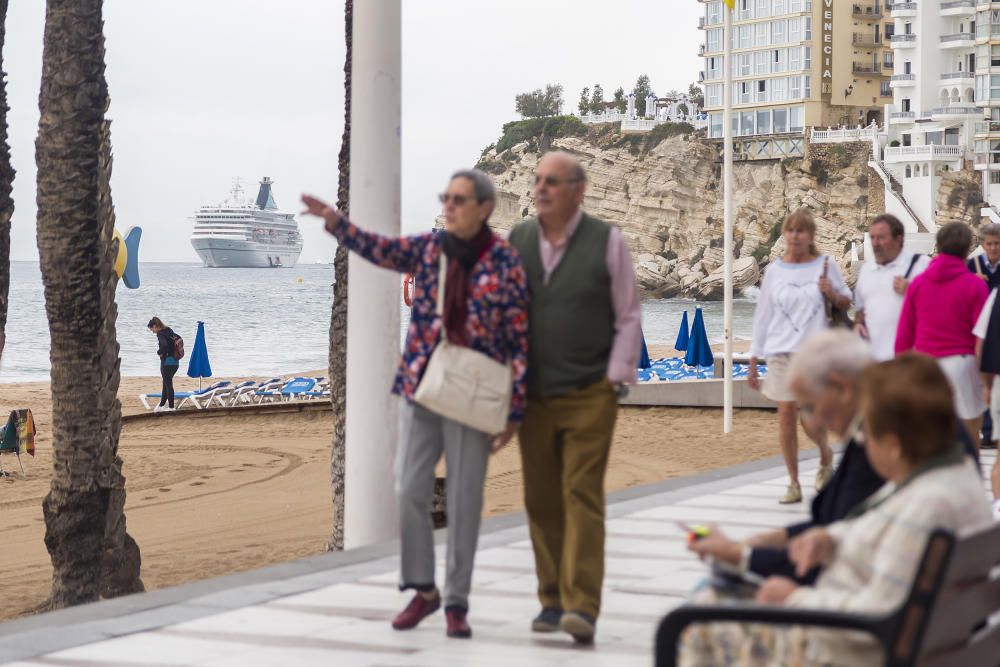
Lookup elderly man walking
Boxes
[853,213,929,361]
[508,152,641,644]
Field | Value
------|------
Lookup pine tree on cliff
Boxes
[37,0,142,607]
[0,0,13,358]
[327,0,351,551]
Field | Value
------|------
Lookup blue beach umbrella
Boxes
[638,329,651,370]
[684,307,714,368]
[674,311,690,352]
[186,321,213,390]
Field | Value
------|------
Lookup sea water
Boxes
[0,261,758,383]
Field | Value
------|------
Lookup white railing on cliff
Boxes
[810,124,879,143]
[620,118,708,132]
[579,112,626,124]
[884,144,965,160]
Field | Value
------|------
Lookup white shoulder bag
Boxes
[413,254,512,434]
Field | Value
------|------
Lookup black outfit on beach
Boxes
[156,327,179,408]
[968,256,1000,444]
[746,428,977,585]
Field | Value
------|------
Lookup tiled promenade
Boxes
[1,448,994,666]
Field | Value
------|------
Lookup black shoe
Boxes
[559,611,596,644]
[531,607,563,633]
[983,440,997,450]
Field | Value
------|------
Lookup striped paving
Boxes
[1,449,994,667]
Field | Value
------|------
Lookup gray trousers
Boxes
[396,401,491,611]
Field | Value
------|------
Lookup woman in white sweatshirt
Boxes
[748,209,851,503]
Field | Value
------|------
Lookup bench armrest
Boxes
[655,603,893,667]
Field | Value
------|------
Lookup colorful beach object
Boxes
[113,226,142,289]
[186,321,213,390]
[0,409,36,477]
[674,310,690,352]
[684,307,714,368]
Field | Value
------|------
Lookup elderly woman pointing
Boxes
[301,169,529,640]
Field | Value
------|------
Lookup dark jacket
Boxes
[968,255,1000,291]
[156,327,177,362]
[748,427,978,585]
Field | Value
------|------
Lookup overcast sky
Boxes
[5,1,702,263]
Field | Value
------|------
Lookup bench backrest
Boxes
[913,522,1000,667]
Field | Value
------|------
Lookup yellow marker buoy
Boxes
[297,277,303,284]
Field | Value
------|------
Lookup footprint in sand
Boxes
[158,488,171,493]
[229,469,245,473]
[142,496,156,500]
[190,481,205,486]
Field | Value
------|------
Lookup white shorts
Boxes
[762,355,795,403]
[937,355,986,420]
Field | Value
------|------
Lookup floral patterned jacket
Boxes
[328,216,529,422]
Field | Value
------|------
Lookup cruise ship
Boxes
[190,177,303,268]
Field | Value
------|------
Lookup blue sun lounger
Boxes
[254,377,317,403]
[138,381,230,410]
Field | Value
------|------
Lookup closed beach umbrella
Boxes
[674,310,690,352]
[638,329,651,370]
[684,307,714,368]
[187,321,213,390]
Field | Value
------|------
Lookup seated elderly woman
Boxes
[680,352,992,667]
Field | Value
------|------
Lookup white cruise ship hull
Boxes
[192,238,302,268]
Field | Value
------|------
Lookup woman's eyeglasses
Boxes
[438,193,474,206]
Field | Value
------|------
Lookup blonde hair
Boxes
[782,208,818,257]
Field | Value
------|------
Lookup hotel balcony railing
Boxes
[941,0,976,9]
[885,144,964,160]
[699,44,706,56]
[853,62,883,74]
[891,33,918,43]
[923,106,981,117]
[941,71,975,79]
[698,16,706,28]
[940,32,975,42]
[853,33,881,47]
[889,2,918,12]
[890,111,916,119]
[852,4,883,19]
[891,73,916,81]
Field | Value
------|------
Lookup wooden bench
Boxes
[655,523,1000,667]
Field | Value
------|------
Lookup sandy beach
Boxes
[0,345,799,621]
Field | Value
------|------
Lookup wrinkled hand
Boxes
[853,322,869,340]
[755,576,799,604]
[789,527,835,577]
[688,527,742,567]
[491,422,519,453]
[748,361,762,391]
[300,194,342,233]
[892,276,909,295]
[818,276,833,298]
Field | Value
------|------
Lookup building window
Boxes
[706,84,722,107]
[707,1,722,25]
[756,51,769,75]
[740,111,755,135]
[790,106,804,132]
[756,79,768,102]
[905,165,912,178]
[772,77,788,101]
[708,28,722,52]
[989,171,1000,185]
[756,22,770,47]
[923,164,930,177]
[773,0,787,13]
[774,107,788,132]
[781,18,793,44]
[757,109,772,134]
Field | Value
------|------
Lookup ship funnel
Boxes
[255,177,278,210]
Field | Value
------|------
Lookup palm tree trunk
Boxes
[326,0,352,552]
[0,0,14,356]
[37,0,141,607]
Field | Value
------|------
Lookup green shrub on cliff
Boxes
[495,115,587,154]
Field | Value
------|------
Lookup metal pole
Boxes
[723,3,734,434]
[344,0,401,549]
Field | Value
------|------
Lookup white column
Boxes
[627,92,636,119]
[345,0,402,549]
[723,4,734,434]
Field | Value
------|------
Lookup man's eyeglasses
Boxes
[438,193,474,206]
[534,175,582,188]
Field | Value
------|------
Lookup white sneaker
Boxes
[153,405,165,413]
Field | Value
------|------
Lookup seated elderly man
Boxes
[690,330,882,585]
[680,353,992,667]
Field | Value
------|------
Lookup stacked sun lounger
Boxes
[139,376,333,411]
[636,357,766,383]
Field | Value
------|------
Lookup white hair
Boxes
[787,330,873,393]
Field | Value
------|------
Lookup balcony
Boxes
[889,2,918,17]
[941,0,976,14]
[852,4,883,19]
[699,44,706,56]
[928,105,982,118]
[940,32,975,48]
[940,71,975,84]
[853,62,883,74]
[853,32,881,48]
[891,33,917,47]
[889,111,916,123]
[698,16,705,29]
[975,121,1000,134]
[884,144,965,162]
[881,86,894,97]
[890,73,916,88]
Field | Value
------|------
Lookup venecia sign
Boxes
[822,0,833,81]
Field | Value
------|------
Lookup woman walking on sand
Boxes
[748,208,850,503]
[148,317,180,412]
[301,168,528,640]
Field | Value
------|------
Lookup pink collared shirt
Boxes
[537,209,642,384]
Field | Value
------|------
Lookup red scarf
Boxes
[441,225,495,345]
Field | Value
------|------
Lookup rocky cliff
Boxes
[468,125,982,299]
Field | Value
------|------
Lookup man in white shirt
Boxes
[853,213,930,361]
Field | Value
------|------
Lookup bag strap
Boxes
[904,253,922,279]
[436,252,448,335]
[822,256,829,278]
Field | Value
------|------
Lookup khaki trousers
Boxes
[518,378,618,618]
